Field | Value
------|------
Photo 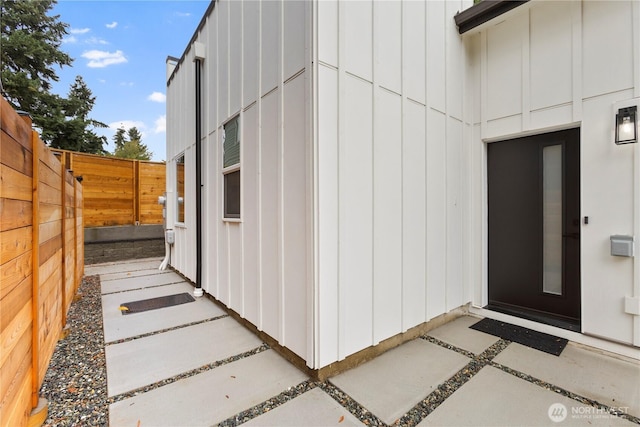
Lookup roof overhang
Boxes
[454,0,530,34]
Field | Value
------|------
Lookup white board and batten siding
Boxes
[465,1,640,346]
[168,0,475,370]
[314,0,473,367]
[169,0,640,370]
[166,1,312,362]
[166,56,197,281]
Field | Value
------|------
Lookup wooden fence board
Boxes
[38,260,61,309]
[37,305,61,385]
[39,236,62,267]
[0,322,31,404]
[50,149,164,226]
[64,172,74,187]
[0,130,33,176]
[39,147,63,175]
[0,276,30,332]
[37,182,62,206]
[0,164,32,202]
[139,162,165,224]
[38,248,60,287]
[1,97,84,425]
[38,268,61,322]
[0,226,32,265]
[83,207,133,215]
[0,98,32,149]
[0,301,31,369]
[74,165,133,180]
[65,185,75,206]
[0,199,32,232]
[38,268,62,361]
[39,221,61,244]
[39,203,62,224]
[0,351,31,427]
[0,251,32,301]
[82,216,131,227]
[37,161,62,191]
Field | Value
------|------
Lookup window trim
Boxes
[222,115,241,221]
[175,152,186,225]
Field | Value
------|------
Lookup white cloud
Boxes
[106,21,118,29]
[175,12,191,17]
[147,92,166,103]
[85,37,109,45]
[70,27,91,34]
[81,50,127,68]
[98,79,107,84]
[154,115,166,133]
[119,81,134,87]
[62,35,78,44]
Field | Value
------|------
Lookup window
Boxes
[176,154,185,223]
[223,116,240,219]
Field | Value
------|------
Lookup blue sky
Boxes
[50,1,211,161]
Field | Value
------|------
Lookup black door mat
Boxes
[470,318,568,356]
[120,293,195,315]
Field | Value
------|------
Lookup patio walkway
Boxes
[87,258,640,426]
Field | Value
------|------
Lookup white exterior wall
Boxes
[166,0,313,362]
[314,0,473,367]
[465,1,640,346]
[166,50,197,281]
[167,0,640,372]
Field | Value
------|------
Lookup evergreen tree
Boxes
[113,139,153,161]
[127,127,143,144]
[112,126,152,160]
[1,0,107,154]
[114,127,127,151]
[1,0,71,136]
[48,76,108,154]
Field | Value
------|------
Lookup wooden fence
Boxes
[1,97,84,427]
[51,149,165,227]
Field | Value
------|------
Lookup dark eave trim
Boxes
[454,0,530,34]
[167,0,217,86]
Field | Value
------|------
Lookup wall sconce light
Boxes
[615,105,637,144]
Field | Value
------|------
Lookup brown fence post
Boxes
[133,160,140,225]
[30,130,40,410]
[79,184,84,279]
[73,177,79,299]
[60,155,68,338]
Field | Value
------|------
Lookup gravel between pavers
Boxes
[40,275,108,426]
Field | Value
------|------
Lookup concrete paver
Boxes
[330,339,470,425]
[109,350,308,426]
[419,366,637,426]
[99,267,173,282]
[105,316,263,396]
[102,282,225,343]
[97,259,640,426]
[244,388,365,426]
[85,258,164,276]
[427,315,500,355]
[100,270,185,294]
[494,342,640,417]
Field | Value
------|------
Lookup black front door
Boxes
[487,128,581,330]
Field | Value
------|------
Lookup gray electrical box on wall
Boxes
[610,235,635,257]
